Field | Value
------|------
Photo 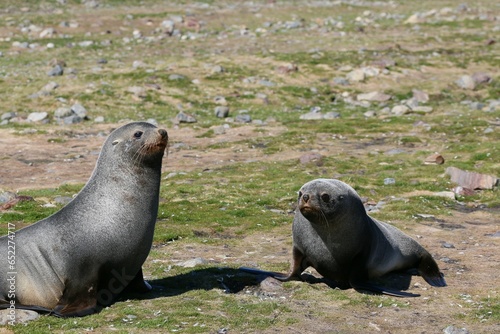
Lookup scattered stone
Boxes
[445,167,498,190]
[1,112,17,121]
[94,116,104,123]
[71,103,87,118]
[259,276,283,293]
[211,65,224,74]
[441,242,455,249]
[127,86,147,98]
[411,106,433,113]
[443,325,470,334]
[384,178,395,185]
[323,111,340,119]
[433,191,456,200]
[176,111,197,123]
[412,89,429,103]
[39,27,56,38]
[47,64,64,76]
[484,127,494,134]
[213,125,227,135]
[276,63,298,74]
[214,96,227,105]
[235,113,252,123]
[258,79,276,87]
[332,77,349,86]
[177,257,207,268]
[471,72,491,85]
[78,41,94,47]
[300,111,324,120]
[415,214,435,220]
[215,106,230,118]
[424,153,445,165]
[364,110,376,118]
[169,74,185,81]
[391,105,410,116]
[54,107,72,118]
[299,153,323,166]
[371,58,396,69]
[42,81,59,92]
[132,60,146,68]
[455,75,476,90]
[0,191,16,204]
[28,111,48,122]
[452,186,475,197]
[0,309,39,325]
[54,196,73,205]
[346,69,365,82]
[63,115,83,124]
[356,91,391,102]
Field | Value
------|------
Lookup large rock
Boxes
[357,91,391,102]
[446,167,498,190]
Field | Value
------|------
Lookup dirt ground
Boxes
[1,123,498,333]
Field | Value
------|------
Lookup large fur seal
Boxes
[242,178,446,297]
[0,122,168,317]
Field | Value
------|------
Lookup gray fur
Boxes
[0,122,168,316]
[286,178,446,296]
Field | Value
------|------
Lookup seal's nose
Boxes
[158,129,168,140]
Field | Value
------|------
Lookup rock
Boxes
[357,91,391,102]
[0,309,40,325]
[259,277,283,293]
[28,111,48,122]
[299,153,323,166]
[404,13,425,24]
[63,115,82,124]
[0,191,16,204]
[361,66,380,77]
[424,153,445,165]
[47,64,64,76]
[39,27,56,38]
[276,63,298,74]
[441,242,455,249]
[443,325,470,334]
[176,111,197,123]
[169,74,185,81]
[412,89,429,103]
[258,79,276,87]
[384,178,396,185]
[177,257,207,268]
[332,77,349,86]
[54,107,72,118]
[94,116,104,123]
[127,86,147,98]
[455,75,476,90]
[300,111,323,120]
[433,191,456,200]
[71,103,87,118]
[445,167,498,190]
[323,111,340,119]
[364,110,376,117]
[214,96,227,105]
[1,112,17,121]
[346,69,365,82]
[235,114,252,123]
[371,58,396,69]
[391,105,410,116]
[471,72,491,85]
[411,106,433,113]
[452,186,475,197]
[211,65,224,74]
[42,81,59,92]
[215,106,230,118]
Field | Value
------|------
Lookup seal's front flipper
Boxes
[350,280,421,298]
[238,267,291,281]
[418,253,447,287]
[125,268,153,293]
[53,299,99,317]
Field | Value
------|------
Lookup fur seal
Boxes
[242,178,446,297]
[0,122,168,317]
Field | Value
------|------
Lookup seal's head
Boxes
[297,179,364,224]
[103,122,169,168]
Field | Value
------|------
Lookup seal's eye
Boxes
[112,140,119,146]
[321,193,330,203]
[298,191,303,200]
[133,131,143,139]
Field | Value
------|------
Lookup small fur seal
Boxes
[0,122,168,316]
[241,178,446,297]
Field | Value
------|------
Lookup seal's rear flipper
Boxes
[124,268,153,293]
[238,267,291,281]
[350,281,421,298]
[0,302,64,317]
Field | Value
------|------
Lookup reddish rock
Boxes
[446,167,499,190]
[424,153,445,165]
